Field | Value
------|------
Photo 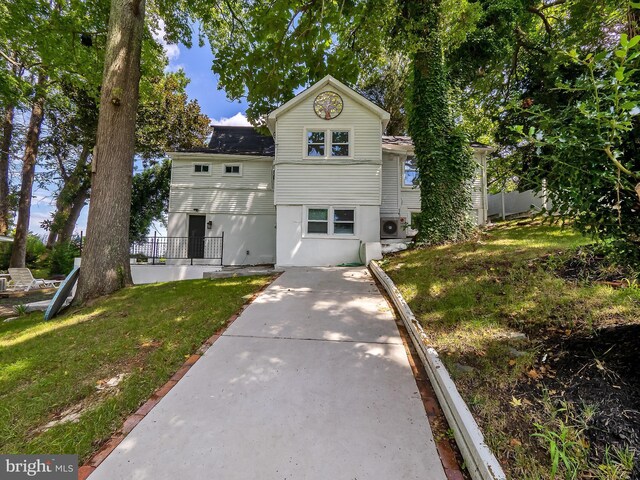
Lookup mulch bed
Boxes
[522,324,640,478]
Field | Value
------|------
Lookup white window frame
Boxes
[402,156,419,189]
[305,130,327,158]
[222,163,243,176]
[303,128,353,160]
[304,206,357,237]
[192,163,212,175]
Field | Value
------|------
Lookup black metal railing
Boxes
[130,234,224,265]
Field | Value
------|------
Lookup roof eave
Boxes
[267,75,390,127]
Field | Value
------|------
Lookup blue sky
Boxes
[29,31,248,238]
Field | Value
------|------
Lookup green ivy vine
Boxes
[405,0,476,244]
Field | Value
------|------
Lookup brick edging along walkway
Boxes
[77,274,280,480]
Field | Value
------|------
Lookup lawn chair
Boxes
[7,268,62,292]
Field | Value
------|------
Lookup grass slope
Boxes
[382,221,640,479]
[0,276,272,460]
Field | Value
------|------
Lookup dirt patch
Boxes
[525,324,640,477]
[555,246,639,284]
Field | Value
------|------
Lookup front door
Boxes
[188,215,206,259]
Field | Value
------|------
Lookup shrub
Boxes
[48,241,81,276]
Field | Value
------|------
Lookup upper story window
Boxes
[403,156,419,187]
[331,131,349,156]
[193,163,210,174]
[306,129,350,158]
[223,164,242,176]
[307,131,326,157]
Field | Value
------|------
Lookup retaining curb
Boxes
[369,261,506,480]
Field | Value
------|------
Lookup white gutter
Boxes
[370,261,506,480]
[0,236,13,243]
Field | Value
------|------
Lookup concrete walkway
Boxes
[90,268,447,480]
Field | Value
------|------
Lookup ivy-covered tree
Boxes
[395,0,476,243]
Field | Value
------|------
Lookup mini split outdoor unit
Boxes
[380,217,407,239]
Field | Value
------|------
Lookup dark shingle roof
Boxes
[180,128,490,156]
[183,126,275,156]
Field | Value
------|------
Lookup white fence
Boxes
[488,189,550,219]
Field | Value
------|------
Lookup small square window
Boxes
[404,157,419,187]
[307,131,325,157]
[194,164,210,174]
[223,164,242,176]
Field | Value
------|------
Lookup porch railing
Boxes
[130,234,224,265]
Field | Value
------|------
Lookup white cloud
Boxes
[210,112,251,126]
[151,19,180,63]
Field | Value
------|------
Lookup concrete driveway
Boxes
[90,267,447,480]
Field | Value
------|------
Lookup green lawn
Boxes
[0,276,272,460]
[382,221,640,479]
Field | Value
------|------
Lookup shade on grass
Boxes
[0,276,272,460]
[382,222,640,478]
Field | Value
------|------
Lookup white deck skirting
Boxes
[73,258,221,285]
[369,261,506,480]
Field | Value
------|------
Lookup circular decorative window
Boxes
[313,91,344,120]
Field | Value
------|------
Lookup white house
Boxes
[167,75,491,267]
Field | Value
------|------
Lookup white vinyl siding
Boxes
[275,93,381,165]
[169,157,275,215]
[275,164,381,205]
[381,154,400,215]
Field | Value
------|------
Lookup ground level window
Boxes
[306,207,355,235]
[403,157,418,187]
[307,208,328,234]
[333,209,354,234]
[193,164,210,174]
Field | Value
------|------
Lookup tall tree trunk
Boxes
[58,188,89,243]
[9,76,46,268]
[0,104,14,236]
[47,144,91,247]
[405,0,475,244]
[75,0,145,302]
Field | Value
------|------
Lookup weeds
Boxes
[533,402,635,479]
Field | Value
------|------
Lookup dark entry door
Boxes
[188,215,206,258]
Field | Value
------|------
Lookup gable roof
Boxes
[266,75,390,134]
[178,126,275,156]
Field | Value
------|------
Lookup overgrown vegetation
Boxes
[399,0,476,244]
[382,221,639,479]
[0,276,272,460]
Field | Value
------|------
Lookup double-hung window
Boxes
[307,131,326,157]
[307,208,329,234]
[306,207,355,236]
[403,156,419,187]
[306,129,350,158]
[331,131,349,156]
